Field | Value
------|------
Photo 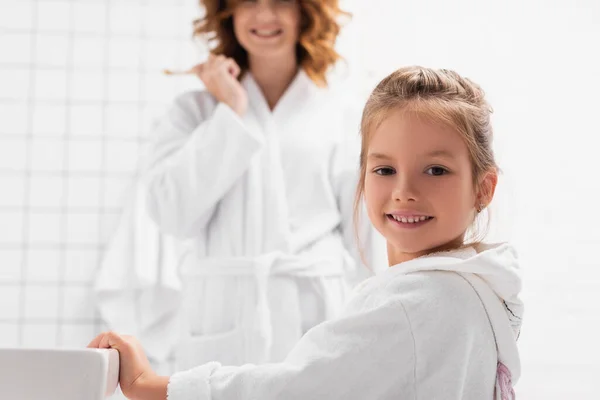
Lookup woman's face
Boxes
[233,0,301,61]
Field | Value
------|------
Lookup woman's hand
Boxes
[88,331,169,400]
[192,53,248,116]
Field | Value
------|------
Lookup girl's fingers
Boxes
[87,333,104,348]
[88,331,128,352]
[98,332,115,349]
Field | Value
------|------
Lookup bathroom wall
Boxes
[0,0,201,352]
[1,0,599,398]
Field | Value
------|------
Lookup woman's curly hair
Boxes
[193,0,348,86]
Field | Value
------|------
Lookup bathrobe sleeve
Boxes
[143,92,264,238]
[167,297,415,400]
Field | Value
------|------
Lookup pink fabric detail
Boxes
[496,362,515,400]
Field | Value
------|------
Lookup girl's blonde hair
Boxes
[193,0,348,86]
[355,66,498,248]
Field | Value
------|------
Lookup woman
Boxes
[141,0,381,370]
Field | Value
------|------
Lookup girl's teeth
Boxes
[391,215,431,224]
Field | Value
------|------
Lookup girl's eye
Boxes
[425,166,448,176]
[373,167,396,176]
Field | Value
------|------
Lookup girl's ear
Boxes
[476,169,498,209]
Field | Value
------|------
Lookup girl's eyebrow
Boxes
[368,150,455,160]
[427,149,456,159]
[367,153,393,160]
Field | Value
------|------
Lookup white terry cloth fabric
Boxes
[142,70,386,368]
[167,242,523,400]
[93,181,183,363]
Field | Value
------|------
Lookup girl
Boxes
[89,66,524,399]
[96,0,383,369]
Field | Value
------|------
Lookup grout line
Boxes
[94,0,113,337]
[55,0,75,346]
[17,0,39,348]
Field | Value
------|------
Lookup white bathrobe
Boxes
[167,242,524,400]
[142,70,385,369]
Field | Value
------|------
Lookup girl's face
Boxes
[363,108,496,265]
[233,0,301,62]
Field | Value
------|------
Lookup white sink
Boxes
[0,348,119,400]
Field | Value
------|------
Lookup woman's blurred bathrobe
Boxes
[97,71,384,370]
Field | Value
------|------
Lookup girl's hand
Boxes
[88,331,169,400]
[192,53,248,116]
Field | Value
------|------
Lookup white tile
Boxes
[0,1,34,30]
[68,141,103,172]
[0,249,23,282]
[175,3,196,38]
[107,72,140,102]
[62,286,95,320]
[104,176,133,208]
[67,176,101,208]
[0,139,28,171]
[22,323,58,348]
[108,38,141,69]
[30,138,64,172]
[36,0,71,31]
[72,36,106,68]
[180,39,208,67]
[0,287,20,319]
[72,2,106,34]
[0,69,30,100]
[108,3,142,35]
[27,212,61,244]
[0,175,26,207]
[25,249,61,282]
[29,175,64,207]
[0,323,19,347]
[66,213,99,245]
[0,102,29,135]
[35,33,69,67]
[142,5,179,36]
[105,104,140,136]
[142,72,179,102]
[143,38,181,69]
[99,210,122,243]
[0,33,31,64]
[71,71,106,101]
[141,103,168,133]
[24,284,60,319]
[31,103,67,136]
[64,249,99,283]
[69,104,104,136]
[0,211,23,244]
[105,141,139,173]
[60,323,97,348]
[34,70,68,100]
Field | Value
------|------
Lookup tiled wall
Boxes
[1,1,599,399]
[0,0,201,351]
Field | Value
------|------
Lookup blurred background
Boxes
[0,0,599,398]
